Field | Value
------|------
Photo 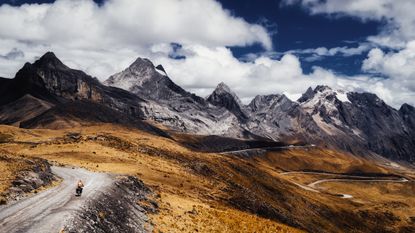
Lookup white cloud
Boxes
[285,43,372,62]
[291,44,371,57]
[0,0,272,79]
[363,41,415,92]
[150,44,412,108]
[282,0,415,48]
[281,0,415,107]
[0,0,271,50]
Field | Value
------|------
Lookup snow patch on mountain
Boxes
[335,90,350,103]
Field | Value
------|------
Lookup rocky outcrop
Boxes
[0,52,171,137]
[298,85,415,161]
[1,156,54,203]
[207,82,249,121]
[246,94,323,141]
[400,103,415,132]
[64,176,157,233]
[0,52,146,121]
[105,57,204,104]
[104,57,251,137]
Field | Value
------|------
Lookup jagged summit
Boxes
[214,82,232,94]
[207,82,248,120]
[400,103,415,112]
[129,57,154,70]
[248,94,283,112]
[315,85,332,92]
[2,52,415,162]
[155,64,165,71]
[208,82,242,104]
[298,85,350,105]
[33,52,68,70]
[105,57,200,102]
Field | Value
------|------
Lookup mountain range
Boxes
[1,52,414,163]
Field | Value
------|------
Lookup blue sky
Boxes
[219,0,381,75]
[0,0,414,107]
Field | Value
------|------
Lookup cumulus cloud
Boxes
[282,0,415,48]
[363,41,415,92]
[0,0,272,78]
[150,44,411,107]
[282,0,415,107]
[0,0,271,50]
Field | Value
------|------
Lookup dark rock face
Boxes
[400,103,415,131]
[64,176,157,233]
[246,94,323,141]
[105,58,250,137]
[298,85,415,162]
[345,92,415,161]
[206,82,249,121]
[1,156,54,203]
[105,58,204,104]
[0,52,168,135]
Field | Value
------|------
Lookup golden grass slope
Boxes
[0,124,302,233]
[0,123,414,232]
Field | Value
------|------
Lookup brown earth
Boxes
[0,124,414,232]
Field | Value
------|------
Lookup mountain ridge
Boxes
[1,52,414,163]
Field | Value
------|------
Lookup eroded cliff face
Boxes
[64,176,157,233]
[298,86,415,161]
[0,52,147,125]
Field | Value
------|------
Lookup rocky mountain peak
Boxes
[400,103,415,113]
[248,94,282,112]
[105,57,199,102]
[215,82,232,93]
[297,87,314,103]
[299,85,350,108]
[155,65,167,76]
[104,57,162,92]
[130,57,153,67]
[347,92,385,107]
[315,85,332,92]
[208,82,243,105]
[126,57,157,76]
[207,82,247,120]
[33,52,68,70]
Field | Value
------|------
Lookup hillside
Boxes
[0,124,414,232]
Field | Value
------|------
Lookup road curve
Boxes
[0,166,113,233]
[308,177,408,189]
[220,145,315,155]
[280,171,409,198]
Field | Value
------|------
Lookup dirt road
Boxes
[0,166,113,233]
[280,171,409,198]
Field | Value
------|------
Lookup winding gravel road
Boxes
[0,166,113,233]
[280,171,409,198]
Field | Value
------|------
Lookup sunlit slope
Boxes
[0,124,413,232]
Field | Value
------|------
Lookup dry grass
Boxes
[258,148,389,174]
[0,123,414,232]
[0,124,301,232]
[153,193,302,233]
[0,154,31,195]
